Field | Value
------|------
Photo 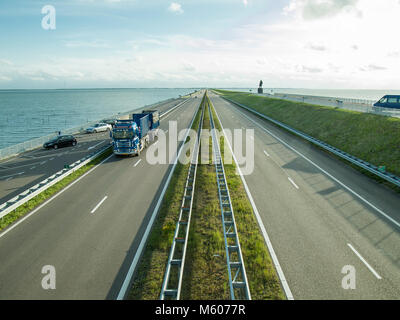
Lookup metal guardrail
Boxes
[0,144,111,220]
[223,97,400,188]
[159,98,204,300]
[208,94,251,300]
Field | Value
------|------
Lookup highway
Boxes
[0,95,201,299]
[0,98,185,205]
[209,92,400,299]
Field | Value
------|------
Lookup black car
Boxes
[43,135,77,149]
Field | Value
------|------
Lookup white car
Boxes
[86,123,112,133]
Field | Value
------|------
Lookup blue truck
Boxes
[111,110,160,156]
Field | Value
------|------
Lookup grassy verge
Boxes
[208,94,286,300]
[0,147,112,232]
[128,96,204,300]
[181,97,229,300]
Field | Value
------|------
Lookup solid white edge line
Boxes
[232,105,400,230]
[0,154,113,240]
[133,159,142,167]
[211,98,294,300]
[116,98,200,300]
[90,196,108,214]
[347,243,382,279]
[288,177,299,190]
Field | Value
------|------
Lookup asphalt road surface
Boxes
[209,92,400,299]
[0,95,201,299]
[0,98,185,205]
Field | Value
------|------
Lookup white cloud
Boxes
[168,2,184,14]
[283,0,360,20]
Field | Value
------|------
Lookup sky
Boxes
[0,0,399,89]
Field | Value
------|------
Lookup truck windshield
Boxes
[113,130,134,139]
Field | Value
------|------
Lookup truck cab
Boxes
[112,121,140,155]
[373,95,400,109]
[111,110,159,156]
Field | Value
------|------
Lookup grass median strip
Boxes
[128,98,203,300]
[0,147,112,232]
[215,90,400,191]
[209,95,286,300]
[181,97,229,300]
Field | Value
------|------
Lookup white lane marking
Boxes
[288,177,299,189]
[30,166,36,170]
[212,102,294,300]
[232,106,400,229]
[347,243,382,279]
[0,154,113,240]
[90,196,108,214]
[49,157,55,161]
[40,161,46,165]
[133,159,142,167]
[263,150,270,157]
[88,141,105,150]
[0,172,24,180]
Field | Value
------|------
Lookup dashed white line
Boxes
[49,157,55,161]
[88,141,105,150]
[133,159,142,167]
[30,166,35,170]
[263,150,270,157]
[90,196,108,214]
[288,177,299,189]
[40,161,46,165]
[347,243,382,279]
[0,172,24,180]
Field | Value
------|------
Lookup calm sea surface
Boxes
[0,88,195,149]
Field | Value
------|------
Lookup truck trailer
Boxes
[111,110,159,156]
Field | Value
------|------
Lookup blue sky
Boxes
[1,0,399,89]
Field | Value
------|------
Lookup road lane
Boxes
[210,92,400,299]
[0,96,201,299]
